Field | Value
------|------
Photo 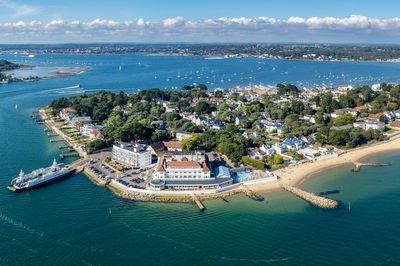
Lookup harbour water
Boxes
[1,54,400,265]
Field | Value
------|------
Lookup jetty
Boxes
[282,184,338,209]
[68,158,86,173]
[192,195,206,211]
[60,152,79,159]
[353,161,391,172]
[50,138,64,143]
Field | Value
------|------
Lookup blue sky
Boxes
[1,0,400,43]
[1,0,399,22]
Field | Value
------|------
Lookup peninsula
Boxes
[0,59,22,83]
[36,82,400,208]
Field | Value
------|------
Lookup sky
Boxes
[1,0,400,44]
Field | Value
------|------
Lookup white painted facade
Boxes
[112,144,152,169]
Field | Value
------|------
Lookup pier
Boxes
[67,159,86,173]
[50,138,64,143]
[282,184,338,209]
[192,195,206,211]
[353,161,391,172]
[60,152,79,159]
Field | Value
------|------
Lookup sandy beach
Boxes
[249,135,400,193]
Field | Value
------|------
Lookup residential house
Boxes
[193,115,208,126]
[368,113,387,123]
[330,108,358,118]
[353,119,385,131]
[69,116,92,130]
[163,141,183,151]
[389,120,400,129]
[147,141,165,156]
[260,120,283,133]
[282,137,307,151]
[235,115,247,125]
[176,132,193,141]
[59,108,76,122]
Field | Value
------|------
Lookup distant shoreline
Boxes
[2,65,89,83]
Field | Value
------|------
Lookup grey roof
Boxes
[163,177,232,186]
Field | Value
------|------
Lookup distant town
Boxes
[3,43,400,62]
[36,81,400,204]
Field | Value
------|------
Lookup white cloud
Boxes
[0,0,38,17]
[162,16,184,27]
[2,15,400,43]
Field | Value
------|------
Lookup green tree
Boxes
[182,133,201,150]
[273,155,284,165]
[387,102,399,111]
[333,113,356,126]
[194,100,214,115]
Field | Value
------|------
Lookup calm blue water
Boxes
[1,54,400,265]
[3,53,400,90]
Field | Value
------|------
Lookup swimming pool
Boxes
[232,173,252,180]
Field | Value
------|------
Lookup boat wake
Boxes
[0,212,44,238]
[40,85,86,95]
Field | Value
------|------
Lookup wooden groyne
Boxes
[353,162,391,172]
[242,185,265,201]
[282,184,338,209]
[192,195,206,211]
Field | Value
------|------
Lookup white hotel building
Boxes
[112,143,152,169]
[149,151,232,190]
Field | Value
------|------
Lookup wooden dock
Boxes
[60,152,79,159]
[192,195,206,211]
[282,184,338,209]
[353,161,391,172]
[50,138,64,143]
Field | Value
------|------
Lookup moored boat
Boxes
[7,159,74,192]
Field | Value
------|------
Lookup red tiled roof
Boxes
[353,105,369,112]
[62,107,76,113]
[390,120,400,128]
[163,141,182,150]
[167,161,200,169]
[368,113,384,119]
[202,162,210,172]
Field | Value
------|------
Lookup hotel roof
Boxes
[167,161,201,169]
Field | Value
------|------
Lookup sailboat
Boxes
[15,104,18,109]
[119,65,122,71]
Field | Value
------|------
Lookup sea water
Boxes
[1,54,400,265]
